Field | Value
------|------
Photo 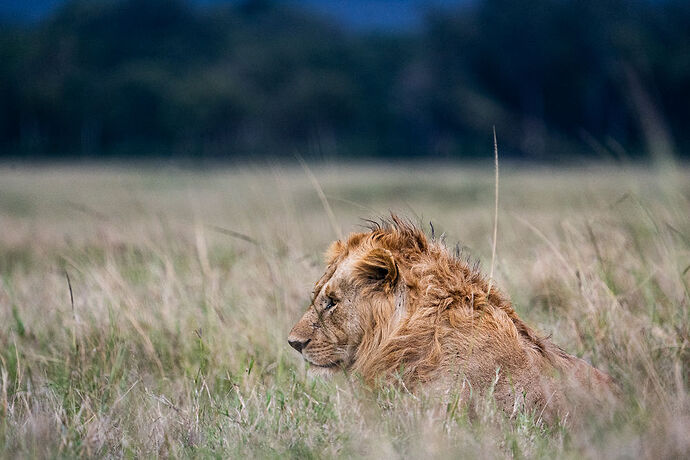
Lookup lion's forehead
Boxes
[312,257,356,300]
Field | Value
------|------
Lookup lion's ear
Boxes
[356,248,398,288]
[325,240,345,265]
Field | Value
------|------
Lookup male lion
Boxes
[288,216,617,421]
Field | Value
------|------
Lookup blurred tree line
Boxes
[1,0,688,161]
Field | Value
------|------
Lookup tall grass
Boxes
[0,164,688,458]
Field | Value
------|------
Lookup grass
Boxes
[0,163,688,458]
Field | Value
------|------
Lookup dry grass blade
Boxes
[64,269,78,354]
[487,126,499,296]
[208,225,261,247]
[296,153,343,240]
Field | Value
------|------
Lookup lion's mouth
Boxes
[305,358,342,369]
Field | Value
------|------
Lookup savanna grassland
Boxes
[0,164,688,458]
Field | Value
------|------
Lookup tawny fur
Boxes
[289,215,618,422]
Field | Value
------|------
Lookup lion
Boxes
[288,215,618,421]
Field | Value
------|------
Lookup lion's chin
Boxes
[307,366,338,378]
[305,360,343,378]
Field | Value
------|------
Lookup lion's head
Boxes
[287,216,544,386]
[287,232,403,377]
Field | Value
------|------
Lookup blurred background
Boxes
[0,0,688,163]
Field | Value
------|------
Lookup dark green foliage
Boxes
[0,0,689,160]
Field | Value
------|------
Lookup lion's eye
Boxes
[324,297,336,311]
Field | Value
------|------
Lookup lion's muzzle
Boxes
[287,337,310,353]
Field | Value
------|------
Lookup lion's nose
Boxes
[288,337,310,353]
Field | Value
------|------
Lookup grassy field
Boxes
[0,164,688,458]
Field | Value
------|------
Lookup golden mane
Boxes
[329,215,565,385]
